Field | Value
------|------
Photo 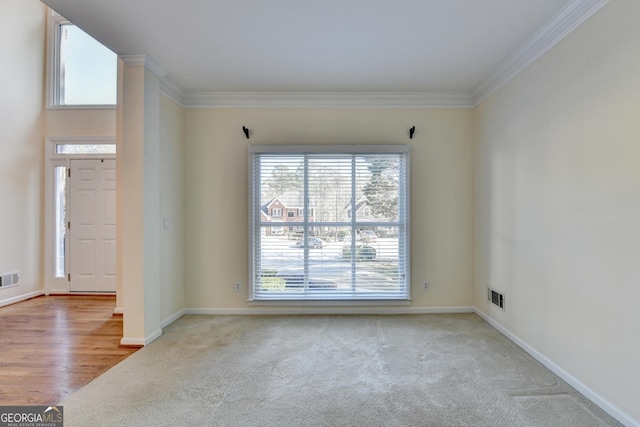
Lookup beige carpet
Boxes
[61,314,620,426]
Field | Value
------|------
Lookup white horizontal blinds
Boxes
[306,156,355,296]
[251,147,409,301]
[254,154,305,295]
[352,154,407,298]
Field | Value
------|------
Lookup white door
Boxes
[68,159,116,292]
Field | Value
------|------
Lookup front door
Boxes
[68,159,116,292]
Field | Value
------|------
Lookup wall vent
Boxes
[0,271,20,289]
[488,287,505,310]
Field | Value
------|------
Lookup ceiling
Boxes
[40,0,606,106]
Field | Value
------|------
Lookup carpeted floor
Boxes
[61,314,621,426]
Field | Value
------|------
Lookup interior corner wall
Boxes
[184,108,473,311]
[0,0,46,305]
[115,58,124,312]
[473,0,640,423]
[159,95,185,322]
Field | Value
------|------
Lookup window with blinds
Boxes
[250,145,410,301]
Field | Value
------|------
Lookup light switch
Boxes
[162,217,170,230]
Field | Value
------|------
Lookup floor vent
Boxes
[488,287,505,310]
[0,271,20,289]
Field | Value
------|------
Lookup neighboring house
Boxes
[345,199,377,223]
[261,193,315,237]
[345,198,391,240]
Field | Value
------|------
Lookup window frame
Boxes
[46,9,117,110]
[249,144,411,304]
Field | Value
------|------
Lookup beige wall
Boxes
[159,95,185,322]
[0,0,46,304]
[185,108,473,310]
[473,0,640,422]
[44,109,115,137]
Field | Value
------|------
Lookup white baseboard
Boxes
[120,328,162,347]
[184,306,475,315]
[160,309,185,329]
[48,291,116,296]
[474,309,638,427]
[117,311,183,346]
[113,307,124,315]
[119,337,145,346]
[0,290,45,308]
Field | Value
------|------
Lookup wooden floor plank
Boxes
[0,296,138,405]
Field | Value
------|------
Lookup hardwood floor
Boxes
[0,296,138,405]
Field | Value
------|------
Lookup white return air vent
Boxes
[488,287,505,310]
[0,271,20,289]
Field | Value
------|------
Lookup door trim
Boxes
[68,158,117,293]
[44,136,116,294]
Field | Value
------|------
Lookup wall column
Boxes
[117,55,164,345]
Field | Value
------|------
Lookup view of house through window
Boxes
[251,147,409,301]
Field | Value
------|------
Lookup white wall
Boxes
[0,0,46,305]
[185,108,473,310]
[159,95,185,322]
[473,0,640,423]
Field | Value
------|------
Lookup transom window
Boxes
[55,144,116,155]
[250,145,410,301]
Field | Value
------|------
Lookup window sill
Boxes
[46,104,117,110]
[248,299,412,307]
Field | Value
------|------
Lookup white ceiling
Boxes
[40,0,607,106]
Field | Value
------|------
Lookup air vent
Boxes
[488,287,505,310]
[0,271,20,289]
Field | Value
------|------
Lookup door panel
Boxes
[69,159,116,292]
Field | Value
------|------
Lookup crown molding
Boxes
[159,77,186,106]
[119,54,145,66]
[150,0,609,109]
[181,91,474,109]
[120,54,168,78]
[473,0,609,105]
